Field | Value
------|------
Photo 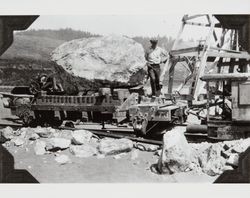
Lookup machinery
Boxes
[165,14,250,140]
[130,14,250,139]
[200,73,250,140]
[1,85,139,127]
[129,94,187,136]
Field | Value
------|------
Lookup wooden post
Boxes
[193,15,215,100]
[206,81,210,122]
[160,18,185,93]
[167,60,177,94]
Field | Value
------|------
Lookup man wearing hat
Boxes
[145,39,168,96]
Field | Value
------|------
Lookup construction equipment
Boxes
[201,73,250,140]
[164,14,250,140]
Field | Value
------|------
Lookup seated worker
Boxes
[39,74,64,94]
[145,39,168,97]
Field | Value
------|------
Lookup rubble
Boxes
[34,140,47,155]
[1,126,14,141]
[226,153,239,167]
[130,149,139,160]
[1,123,250,178]
[157,128,250,176]
[29,133,40,141]
[72,130,93,145]
[11,137,25,146]
[55,154,71,164]
[198,144,226,176]
[98,138,133,155]
[55,129,73,140]
[231,139,250,153]
[34,127,53,138]
[46,138,71,150]
[70,144,97,158]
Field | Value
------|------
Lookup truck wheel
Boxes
[132,117,148,137]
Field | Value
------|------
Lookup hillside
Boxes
[2,35,65,61]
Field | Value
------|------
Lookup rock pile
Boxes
[51,35,147,88]
[158,128,250,176]
[0,126,138,163]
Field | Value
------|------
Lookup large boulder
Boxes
[98,138,133,155]
[157,127,193,174]
[51,35,147,88]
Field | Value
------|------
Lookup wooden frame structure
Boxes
[160,14,250,102]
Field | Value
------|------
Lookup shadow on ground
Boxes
[214,147,250,183]
[0,144,39,183]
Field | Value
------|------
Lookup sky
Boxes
[27,15,215,40]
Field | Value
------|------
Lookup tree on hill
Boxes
[16,28,100,41]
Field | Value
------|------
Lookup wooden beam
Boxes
[200,73,250,81]
[183,14,207,21]
[207,51,250,59]
[218,60,250,67]
[184,21,222,28]
[210,46,241,54]
[170,47,200,56]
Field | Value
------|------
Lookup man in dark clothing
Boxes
[39,74,64,94]
[145,39,168,96]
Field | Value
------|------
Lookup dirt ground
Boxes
[0,95,217,183]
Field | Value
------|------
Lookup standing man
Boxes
[145,39,168,96]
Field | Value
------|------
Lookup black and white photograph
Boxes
[0,0,250,195]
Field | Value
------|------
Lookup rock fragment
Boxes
[70,144,97,158]
[56,130,73,140]
[34,140,46,155]
[226,153,239,167]
[130,149,139,160]
[11,137,25,146]
[46,138,71,151]
[55,154,71,164]
[34,127,52,138]
[98,138,133,155]
[1,126,14,141]
[72,130,93,145]
[29,133,40,141]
